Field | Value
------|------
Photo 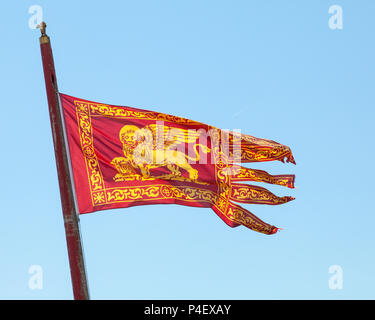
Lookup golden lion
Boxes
[111,124,211,183]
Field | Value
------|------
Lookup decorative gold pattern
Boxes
[228,165,294,188]
[89,103,202,125]
[230,184,293,205]
[95,185,218,205]
[75,102,107,207]
[225,203,275,235]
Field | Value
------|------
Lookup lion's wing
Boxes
[146,124,201,150]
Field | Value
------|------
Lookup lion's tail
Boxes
[184,144,211,162]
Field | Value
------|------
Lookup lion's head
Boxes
[119,125,140,153]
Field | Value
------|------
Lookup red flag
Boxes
[60,93,295,235]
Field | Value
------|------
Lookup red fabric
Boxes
[60,93,295,235]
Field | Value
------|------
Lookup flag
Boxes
[60,93,295,235]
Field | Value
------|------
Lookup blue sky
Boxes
[1,0,374,299]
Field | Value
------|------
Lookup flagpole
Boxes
[38,22,90,300]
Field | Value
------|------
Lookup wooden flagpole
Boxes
[38,22,90,300]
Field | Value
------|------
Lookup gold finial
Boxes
[37,22,47,36]
[37,22,50,44]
